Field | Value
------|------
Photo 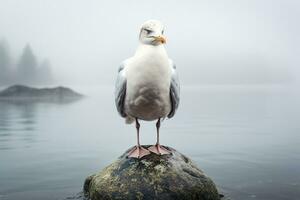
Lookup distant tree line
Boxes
[0,39,53,86]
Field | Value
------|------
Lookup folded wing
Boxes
[115,63,127,117]
[168,60,180,118]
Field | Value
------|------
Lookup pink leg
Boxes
[128,118,150,159]
[148,118,171,155]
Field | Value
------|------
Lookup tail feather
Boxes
[125,116,135,124]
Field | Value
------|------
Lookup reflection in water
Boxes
[0,98,82,150]
[0,101,36,149]
[0,86,299,200]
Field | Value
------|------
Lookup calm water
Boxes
[0,85,299,200]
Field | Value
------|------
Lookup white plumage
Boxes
[124,43,172,122]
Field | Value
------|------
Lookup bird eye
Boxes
[144,29,153,34]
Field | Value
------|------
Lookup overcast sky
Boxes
[0,0,299,85]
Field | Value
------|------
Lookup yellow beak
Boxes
[154,36,166,44]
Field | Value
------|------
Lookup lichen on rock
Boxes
[84,146,220,200]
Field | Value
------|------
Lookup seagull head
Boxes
[139,20,166,46]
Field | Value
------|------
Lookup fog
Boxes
[1,2,300,199]
[0,0,299,86]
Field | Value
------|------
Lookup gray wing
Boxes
[168,61,180,118]
[114,63,127,117]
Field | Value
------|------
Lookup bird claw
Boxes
[127,145,150,159]
[148,144,171,155]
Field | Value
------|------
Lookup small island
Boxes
[0,85,83,101]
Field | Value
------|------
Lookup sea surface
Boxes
[0,85,299,200]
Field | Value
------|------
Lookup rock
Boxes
[0,85,83,101]
[84,146,220,200]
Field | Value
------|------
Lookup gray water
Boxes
[0,85,299,200]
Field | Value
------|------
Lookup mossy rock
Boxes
[84,146,220,200]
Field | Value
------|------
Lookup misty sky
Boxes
[0,0,299,85]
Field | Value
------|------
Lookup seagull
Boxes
[115,20,180,158]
